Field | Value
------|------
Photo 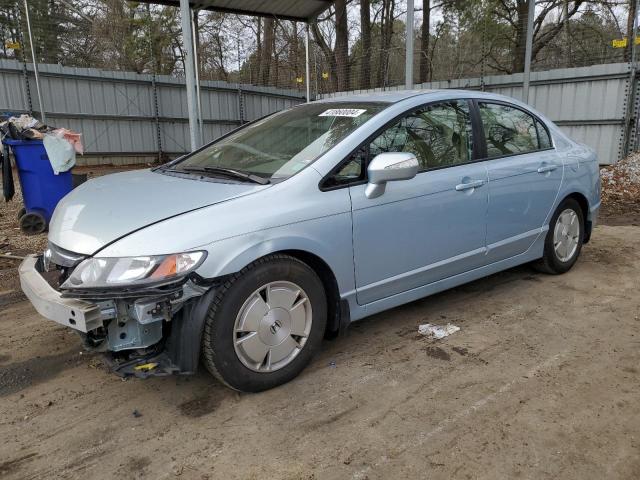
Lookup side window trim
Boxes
[320,98,479,191]
[471,99,555,161]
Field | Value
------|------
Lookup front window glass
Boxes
[173,102,386,180]
[479,103,539,158]
[368,100,474,171]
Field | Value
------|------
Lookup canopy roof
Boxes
[145,0,334,22]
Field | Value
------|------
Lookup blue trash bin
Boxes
[2,138,73,235]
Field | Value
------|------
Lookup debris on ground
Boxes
[599,153,640,223]
[600,152,640,205]
[132,409,143,418]
[418,323,460,339]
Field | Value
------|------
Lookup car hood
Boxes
[48,169,269,255]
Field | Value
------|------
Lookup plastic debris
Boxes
[418,323,460,339]
[43,132,76,174]
[132,409,142,418]
[134,362,158,372]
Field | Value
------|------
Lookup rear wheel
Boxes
[534,198,584,274]
[201,254,327,392]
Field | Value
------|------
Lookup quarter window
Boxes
[369,100,474,171]
[536,119,552,149]
[478,102,542,158]
[323,146,367,188]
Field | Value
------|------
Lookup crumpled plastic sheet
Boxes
[418,323,460,339]
[43,131,77,175]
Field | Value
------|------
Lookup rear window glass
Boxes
[478,102,540,158]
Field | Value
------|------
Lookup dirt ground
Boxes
[2,160,640,479]
[1,221,639,479]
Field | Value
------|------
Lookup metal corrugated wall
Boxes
[321,63,632,165]
[0,59,305,165]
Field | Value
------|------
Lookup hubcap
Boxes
[233,281,312,372]
[553,208,580,262]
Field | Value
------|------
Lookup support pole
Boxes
[622,0,640,157]
[522,0,535,103]
[192,9,204,142]
[405,0,414,90]
[179,0,201,150]
[305,23,311,102]
[23,0,45,123]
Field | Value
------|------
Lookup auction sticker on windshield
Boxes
[319,109,367,117]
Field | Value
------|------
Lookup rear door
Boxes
[476,101,563,263]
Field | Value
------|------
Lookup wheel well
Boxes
[278,250,344,339]
[564,192,591,243]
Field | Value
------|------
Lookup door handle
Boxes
[455,179,485,191]
[537,163,558,173]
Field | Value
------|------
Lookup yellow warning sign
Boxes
[611,37,640,48]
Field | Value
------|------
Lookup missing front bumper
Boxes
[19,255,115,332]
[20,254,217,378]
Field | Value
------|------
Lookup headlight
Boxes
[61,251,206,289]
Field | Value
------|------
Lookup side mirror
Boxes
[365,152,419,199]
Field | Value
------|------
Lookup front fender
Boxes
[197,212,356,297]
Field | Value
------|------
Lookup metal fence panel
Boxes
[0,59,305,165]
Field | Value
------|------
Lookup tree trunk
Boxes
[419,0,430,83]
[193,10,201,77]
[311,22,339,91]
[261,17,274,85]
[254,18,262,84]
[377,0,394,86]
[563,0,572,68]
[360,0,371,89]
[511,0,529,73]
[290,21,300,86]
[335,0,350,91]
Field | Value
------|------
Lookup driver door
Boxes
[348,100,489,305]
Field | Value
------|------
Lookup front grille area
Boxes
[38,243,87,291]
[35,255,66,290]
[46,242,86,269]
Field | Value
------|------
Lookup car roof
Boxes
[314,89,515,105]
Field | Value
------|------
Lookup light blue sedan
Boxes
[19,90,600,391]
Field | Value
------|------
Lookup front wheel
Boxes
[534,198,584,274]
[201,254,327,392]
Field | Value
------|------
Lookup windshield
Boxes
[171,102,387,181]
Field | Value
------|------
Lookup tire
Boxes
[201,254,327,392]
[534,198,584,274]
[17,207,26,221]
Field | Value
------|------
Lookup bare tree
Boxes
[419,0,431,82]
[360,0,372,88]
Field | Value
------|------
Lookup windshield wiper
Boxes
[179,166,270,185]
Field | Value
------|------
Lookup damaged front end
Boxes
[19,242,216,378]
